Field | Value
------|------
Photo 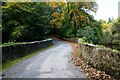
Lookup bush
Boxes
[76,29,84,38]
[112,40,120,44]
[101,30,113,44]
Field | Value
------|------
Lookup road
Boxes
[3,38,87,78]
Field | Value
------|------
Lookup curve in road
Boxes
[3,38,88,78]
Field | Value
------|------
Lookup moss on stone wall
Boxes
[79,42,120,79]
[2,39,54,63]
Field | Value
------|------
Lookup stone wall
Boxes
[63,37,120,79]
[78,41,120,79]
[2,39,54,63]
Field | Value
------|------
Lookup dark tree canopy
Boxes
[2,2,103,44]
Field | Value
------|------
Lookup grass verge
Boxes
[1,45,54,72]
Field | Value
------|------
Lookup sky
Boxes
[92,0,120,21]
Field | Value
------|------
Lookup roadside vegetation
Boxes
[1,1,120,79]
[2,2,101,44]
[2,2,120,47]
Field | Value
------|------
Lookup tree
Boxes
[108,18,112,23]
[2,2,51,42]
[2,2,103,45]
[50,2,98,37]
[111,17,120,44]
[108,17,114,23]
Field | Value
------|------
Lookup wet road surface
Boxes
[3,38,87,78]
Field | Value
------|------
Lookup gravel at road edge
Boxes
[68,42,115,80]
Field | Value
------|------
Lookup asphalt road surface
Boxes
[3,38,87,78]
